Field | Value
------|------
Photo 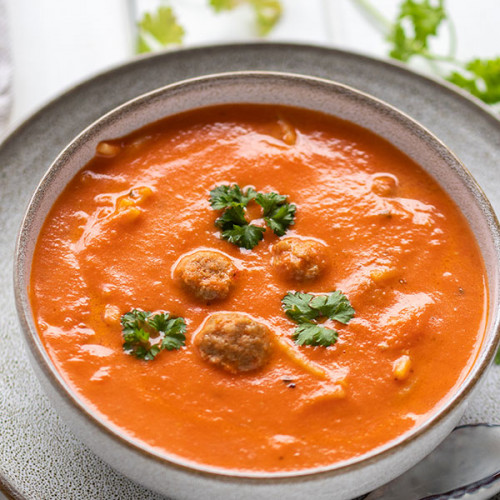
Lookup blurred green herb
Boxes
[447,58,500,105]
[136,6,185,53]
[136,0,282,54]
[352,0,500,106]
[209,0,282,36]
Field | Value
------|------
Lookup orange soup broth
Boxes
[30,104,487,472]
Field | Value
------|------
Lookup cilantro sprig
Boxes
[209,0,282,36]
[353,0,500,106]
[255,192,297,237]
[209,185,257,210]
[135,0,282,54]
[447,58,500,105]
[210,184,296,250]
[136,6,185,54]
[282,291,354,347]
[388,0,446,62]
[121,309,186,360]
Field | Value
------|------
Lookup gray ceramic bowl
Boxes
[14,72,500,500]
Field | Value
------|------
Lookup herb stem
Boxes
[351,0,392,36]
[446,15,458,60]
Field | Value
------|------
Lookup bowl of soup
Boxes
[14,72,500,499]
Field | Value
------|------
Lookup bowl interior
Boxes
[15,71,500,478]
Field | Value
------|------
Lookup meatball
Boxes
[174,250,237,301]
[271,237,327,281]
[196,313,273,373]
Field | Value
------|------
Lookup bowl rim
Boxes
[14,70,500,481]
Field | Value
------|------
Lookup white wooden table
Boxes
[3,0,500,129]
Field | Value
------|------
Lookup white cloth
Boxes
[0,0,11,135]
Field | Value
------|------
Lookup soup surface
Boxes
[30,104,487,472]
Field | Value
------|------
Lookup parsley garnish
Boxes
[209,0,282,36]
[447,58,500,105]
[282,291,354,347]
[221,223,266,250]
[255,192,297,237]
[209,184,296,250]
[135,1,281,54]
[136,6,185,54]
[121,309,186,360]
[353,0,500,106]
[210,185,257,210]
[388,0,446,62]
[293,324,338,347]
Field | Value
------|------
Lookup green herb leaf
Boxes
[209,0,282,36]
[214,202,265,250]
[222,224,266,250]
[136,6,185,54]
[210,184,295,249]
[293,323,338,347]
[265,203,296,236]
[255,192,296,236]
[447,58,500,105]
[251,0,283,36]
[282,291,354,347]
[255,192,287,215]
[309,291,355,324]
[388,0,445,62]
[282,292,319,323]
[215,205,248,230]
[210,185,257,210]
[495,347,500,365]
[209,0,237,11]
[121,309,186,360]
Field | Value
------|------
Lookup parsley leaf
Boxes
[210,184,296,249]
[251,0,283,36]
[282,291,354,347]
[136,6,184,54]
[388,0,445,62]
[222,224,266,250]
[214,204,266,249]
[355,0,500,106]
[447,58,500,105]
[293,324,338,347]
[495,347,500,365]
[210,185,257,210]
[209,0,237,11]
[309,291,355,324]
[282,292,320,323]
[265,203,296,236]
[121,309,186,360]
[255,192,296,236]
[215,205,248,229]
[209,0,282,36]
[255,192,287,213]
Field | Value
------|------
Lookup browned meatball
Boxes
[196,313,273,373]
[271,237,327,281]
[174,250,237,301]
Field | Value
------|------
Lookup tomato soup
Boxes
[30,105,487,472]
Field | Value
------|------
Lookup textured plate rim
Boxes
[2,42,500,150]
